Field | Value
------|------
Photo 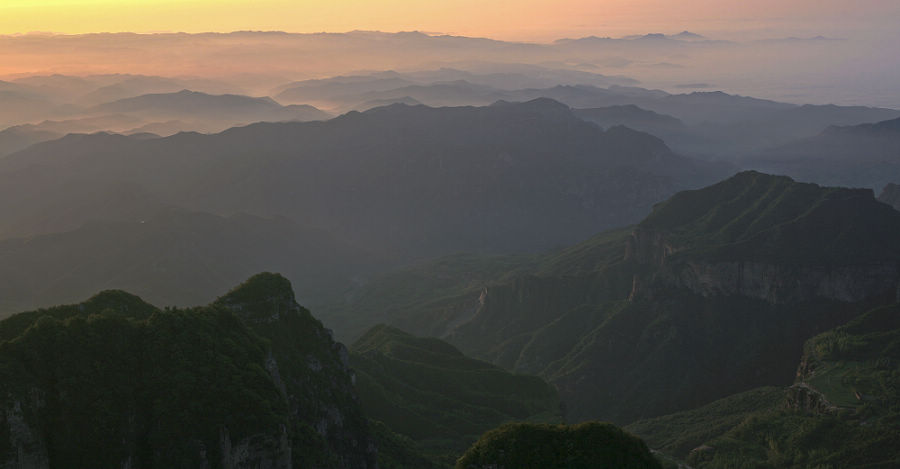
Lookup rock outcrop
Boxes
[879,182,900,211]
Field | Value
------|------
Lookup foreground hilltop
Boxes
[350,325,561,466]
[0,274,659,469]
[0,273,376,469]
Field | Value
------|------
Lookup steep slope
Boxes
[350,325,560,466]
[0,99,723,259]
[325,172,900,424]
[626,303,900,468]
[530,172,900,422]
[878,182,900,211]
[0,273,376,469]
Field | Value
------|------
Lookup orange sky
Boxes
[1,0,898,41]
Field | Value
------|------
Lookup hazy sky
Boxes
[2,0,899,41]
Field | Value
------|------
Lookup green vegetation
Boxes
[367,420,441,469]
[0,273,375,469]
[626,304,900,468]
[323,252,539,341]
[350,325,561,468]
[640,170,900,263]
[626,387,785,458]
[455,422,661,469]
[326,172,900,427]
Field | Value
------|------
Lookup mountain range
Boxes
[323,172,900,425]
[91,90,331,129]
[4,170,900,467]
[0,99,726,315]
[0,209,371,314]
[744,116,900,189]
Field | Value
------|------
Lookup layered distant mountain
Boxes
[2,29,898,111]
[573,105,687,148]
[0,209,370,315]
[76,75,240,105]
[324,172,900,424]
[0,98,723,255]
[271,76,900,161]
[274,66,639,109]
[0,126,61,158]
[5,67,897,167]
[0,98,726,316]
[0,114,151,157]
[91,90,331,128]
[0,90,72,128]
[743,116,900,189]
[0,273,376,468]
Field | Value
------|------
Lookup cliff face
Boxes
[627,224,900,303]
[627,172,900,304]
[879,182,900,211]
[670,261,900,304]
[438,172,900,424]
[0,274,376,469]
[1,394,49,469]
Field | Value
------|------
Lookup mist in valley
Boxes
[1,2,899,468]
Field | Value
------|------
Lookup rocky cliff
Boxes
[879,182,900,211]
[439,172,900,423]
[628,171,900,303]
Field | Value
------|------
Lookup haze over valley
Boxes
[1,1,899,468]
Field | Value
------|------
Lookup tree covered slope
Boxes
[0,273,376,469]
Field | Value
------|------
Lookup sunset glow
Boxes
[2,0,898,41]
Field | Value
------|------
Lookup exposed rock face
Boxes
[626,172,900,305]
[218,427,292,469]
[624,228,677,266]
[784,384,835,414]
[671,261,900,304]
[627,222,900,304]
[440,172,900,424]
[879,183,900,211]
[1,395,49,469]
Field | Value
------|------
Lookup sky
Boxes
[1,0,899,41]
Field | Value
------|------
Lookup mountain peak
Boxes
[82,290,157,317]
[489,97,571,116]
[672,31,706,40]
[214,272,298,321]
[636,171,900,264]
